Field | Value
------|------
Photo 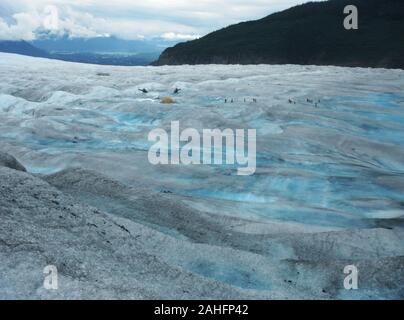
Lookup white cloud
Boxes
[0,0,316,40]
[161,32,200,40]
[0,12,41,40]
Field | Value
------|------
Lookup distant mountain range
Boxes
[31,35,177,54]
[0,36,176,66]
[0,40,50,58]
[155,0,404,69]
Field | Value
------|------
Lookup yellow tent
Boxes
[160,97,176,104]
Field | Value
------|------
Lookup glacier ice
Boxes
[0,53,403,299]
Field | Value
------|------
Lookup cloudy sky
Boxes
[0,0,312,41]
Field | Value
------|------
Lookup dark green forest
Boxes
[155,0,404,69]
